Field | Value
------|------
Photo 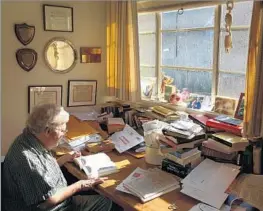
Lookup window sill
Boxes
[134,99,219,118]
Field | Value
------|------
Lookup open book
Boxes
[74,153,119,178]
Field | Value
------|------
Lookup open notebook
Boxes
[74,153,119,178]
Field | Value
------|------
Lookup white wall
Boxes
[1,1,107,155]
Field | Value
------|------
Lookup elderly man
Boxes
[3,104,114,211]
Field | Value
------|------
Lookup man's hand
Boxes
[57,151,81,166]
[78,177,108,191]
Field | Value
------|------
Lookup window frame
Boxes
[138,1,252,108]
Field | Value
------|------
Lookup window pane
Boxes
[138,13,156,32]
[162,30,213,68]
[140,66,156,77]
[139,34,156,65]
[221,1,253,26]
[162,6,215,30]
[219,30,250,73]
[218,73,245,98]
[162,69,212,95]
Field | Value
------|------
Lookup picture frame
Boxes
[67,80,97,107]
[141,77,157,100]
[234,93,245,120]
[80,47,102,63]
[28,85,62,113]
[214,96,236,116]
[43,4,73,32]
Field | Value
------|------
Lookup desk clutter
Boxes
[53,102,262,210]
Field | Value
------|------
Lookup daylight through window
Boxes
[138,1,253,111]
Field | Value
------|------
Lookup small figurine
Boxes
[161,72,174,93]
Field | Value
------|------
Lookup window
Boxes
[138,1,253,111]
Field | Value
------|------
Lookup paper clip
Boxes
[168,203,177,210]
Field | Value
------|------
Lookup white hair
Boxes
[26,104,69,134]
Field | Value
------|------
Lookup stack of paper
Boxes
[180,159,240,209]
[66,115,98,140]
[116,167,180,202]
[65,115,100,150]
[74,153,119,178]
[107,118,125,134]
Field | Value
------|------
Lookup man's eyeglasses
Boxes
[55,128,68,134]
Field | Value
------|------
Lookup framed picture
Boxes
[141,77,156,100]
[214,96,236,116]
[28,85,62,113]
[67,80,97,107]
[80,47,102,63]
[234,93,245,120]
[43,4,73,32]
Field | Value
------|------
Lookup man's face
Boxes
[47,123,67,149]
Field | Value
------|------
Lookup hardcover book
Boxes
[162,158,191,178]
[211,132,249,149]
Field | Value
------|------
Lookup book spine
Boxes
[161,159,190,178]
[210,135,233,147]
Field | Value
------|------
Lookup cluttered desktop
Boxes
[53,102,263,211]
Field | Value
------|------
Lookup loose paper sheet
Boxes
[110,125,144,153]
[182,159,240,193]
[181,159,240,209]
[181,185,229,209]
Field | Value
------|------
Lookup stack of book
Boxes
[107,117,125,134]
[188,113,225,133]
[150,106,180,121]
[160,119,206,151]
[201,132,249,165]
[206,115,243,136]
[116,167,180,202]
[162,148,202,178]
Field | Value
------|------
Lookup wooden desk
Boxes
[64,151,198,211]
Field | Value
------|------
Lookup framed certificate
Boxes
[43,4,73,32]
[28,85,63,113]
[67,80,97,107]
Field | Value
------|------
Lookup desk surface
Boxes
[64,151,198,211]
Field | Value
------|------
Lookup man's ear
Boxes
[44,128,51,136]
